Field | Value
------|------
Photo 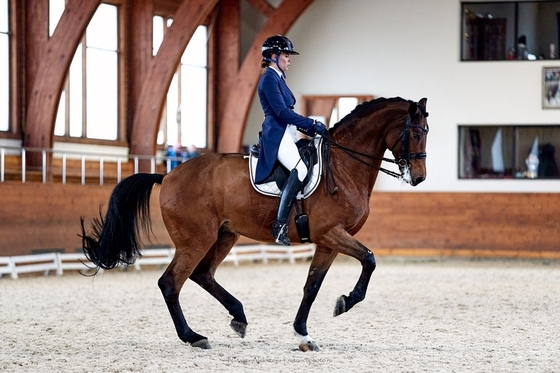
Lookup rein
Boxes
[322,114,429,195]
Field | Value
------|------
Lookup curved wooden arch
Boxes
[21,0,314,166]
[216,0,315,153]
[23,0,101,163]
[129,0,218,160]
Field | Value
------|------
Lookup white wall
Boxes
[243,0,560,192]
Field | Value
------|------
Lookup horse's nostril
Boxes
[413,177,425,186]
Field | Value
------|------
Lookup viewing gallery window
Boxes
[52,1,120,141]
[0,0,9,132]
[461,1,560,61]
[458,125,560,179]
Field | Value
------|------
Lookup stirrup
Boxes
[272,221,291,246]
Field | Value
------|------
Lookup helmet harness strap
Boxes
[265,53,286,79]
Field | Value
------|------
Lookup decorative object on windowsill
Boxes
[543,66,560,109]
[525,136,539,179]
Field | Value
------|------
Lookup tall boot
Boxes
[272,169,303,246]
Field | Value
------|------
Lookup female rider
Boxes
[254,35,327,246]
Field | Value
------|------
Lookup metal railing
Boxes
[0,146,182,185]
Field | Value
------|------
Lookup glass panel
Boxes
[69,44,83,137]
[515,127,560,178]
[86,48,117,140]
[458,125,560,179]
[49,0,65,36]
[0,0,8,131]
[165,73,179,145]
[182,26,207,67]
[54,91,65,136]
[0,0,8,32]
[461,1,560,61]
[86,4,117,51]
[0,34,8,131]
[180,65,206,148]
[153,15,164,56]
[458,126,513,178]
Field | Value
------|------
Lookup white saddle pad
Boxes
[247,136,323,199]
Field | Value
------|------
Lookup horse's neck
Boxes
[330,114,392,192]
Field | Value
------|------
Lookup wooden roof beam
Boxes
[245,0,275,17]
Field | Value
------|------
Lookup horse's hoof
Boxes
[299,341,320,352]
[230,320,247,339]
[190,339,212,349]
[333,295,347,317]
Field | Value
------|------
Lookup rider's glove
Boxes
[313,120,327,136]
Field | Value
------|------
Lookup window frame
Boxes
[458,124,560,179]
[461,0,560,62]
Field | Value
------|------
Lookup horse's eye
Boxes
[413,133,421,141]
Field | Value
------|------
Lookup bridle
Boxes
[322,108,429,194]
[390,115,429,170]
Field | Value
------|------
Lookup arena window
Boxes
[461,1,560,61]
[458,125,560,179]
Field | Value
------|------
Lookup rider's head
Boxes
[260,35,299,76]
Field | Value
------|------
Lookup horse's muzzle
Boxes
[411,176,425,186]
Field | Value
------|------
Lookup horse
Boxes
[81,96,429,352]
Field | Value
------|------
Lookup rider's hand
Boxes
[313,120,327,135]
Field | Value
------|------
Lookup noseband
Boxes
[322,109,429,194]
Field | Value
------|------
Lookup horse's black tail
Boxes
[80,173,165,270]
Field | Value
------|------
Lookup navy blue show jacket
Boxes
[255,67,315,183]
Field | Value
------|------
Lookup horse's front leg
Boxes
[322,226,377,317]
[293,244,338,352]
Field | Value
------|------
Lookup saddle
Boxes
[248,135,323,199]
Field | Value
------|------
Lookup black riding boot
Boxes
[272,169,303,246]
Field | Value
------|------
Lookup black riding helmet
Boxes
[261,35,299,58]
[261,35,299,78]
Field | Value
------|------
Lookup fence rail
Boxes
[0,146,186,185]
[0,244,315,280]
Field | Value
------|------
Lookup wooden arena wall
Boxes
[0,182,559,259]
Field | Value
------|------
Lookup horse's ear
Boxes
[408,102,418,116]
[419,97,427,108]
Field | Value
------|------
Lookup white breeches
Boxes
[277,125,308,182]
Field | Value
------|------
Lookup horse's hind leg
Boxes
[189,225,248,338]
[157,220,222,349]
[158,255,212,349]
[293,244,338,352]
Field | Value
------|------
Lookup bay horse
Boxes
[81,96,429,352]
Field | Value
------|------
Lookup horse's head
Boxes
[387,98,429,186]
